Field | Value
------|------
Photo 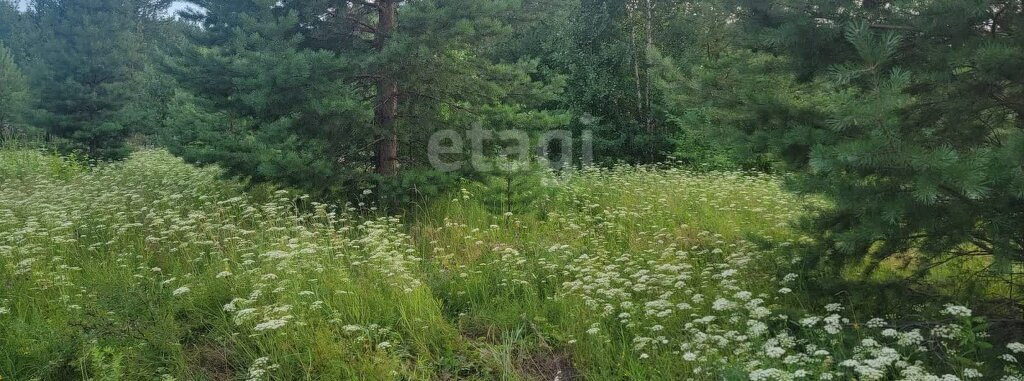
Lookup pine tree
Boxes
[24,0,172,158]
[164,0,371,194]
[733,1,1024,278]
[0,41,28,128]
[332,0,567,175]
[473,163,553,217]
[0,1,25,53]
[170,0,566,197]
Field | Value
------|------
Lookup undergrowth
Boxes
[1,148,1022,380]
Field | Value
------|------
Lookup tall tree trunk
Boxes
[629,6,643,122]
[643,0,654,133]
[373,0,400,176]
[629,0,655,135]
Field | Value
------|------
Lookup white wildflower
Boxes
[1008,342,1024,354]
[941,304,972,318]
[712,298,737,311]
[254,317,291,331]
[172,286,191,296]
[865,318,888,328]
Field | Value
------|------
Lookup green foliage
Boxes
[562,0,675,163]
[165,0,567,198]
[727,2,1024,277]
[163,2,372,196]
[470,164,554,217]
[0,0,28,56]
[7,147,1024,379]
[23,0,174,159]
[373,168,463,211]
[0,41,29,126]
[82,346,127,381]
[7,0,1024,378]
[2,0,804,192]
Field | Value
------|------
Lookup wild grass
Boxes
[1,148,1022,380]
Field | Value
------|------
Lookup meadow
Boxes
[2,147,1022,381]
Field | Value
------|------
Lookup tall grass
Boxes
[1,148,1022,380]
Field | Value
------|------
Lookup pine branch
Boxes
[346,14,378,34]
[323,7,377,34]
[868,24,917,32]
[912,250,991,279]
[402,90,480,116]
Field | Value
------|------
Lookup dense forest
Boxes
[2,0,1024,380]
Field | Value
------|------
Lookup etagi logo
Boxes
[428,124,593,172]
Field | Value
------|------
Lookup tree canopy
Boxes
[1,0,1022,279]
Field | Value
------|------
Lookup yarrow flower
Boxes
[865,318,888,328]
[254,317,291,331]
[942,304,972,318]
[712,298,737,311]
[963,368,982,379]
[1008,342,1024,354]
[245,357,278,381]
[763,345,785,358]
